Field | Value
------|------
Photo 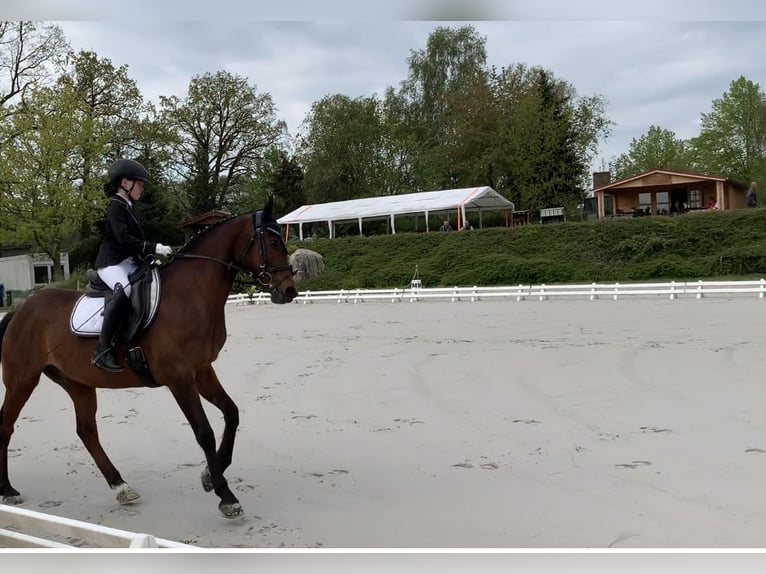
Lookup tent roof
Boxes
[277,186,514,225]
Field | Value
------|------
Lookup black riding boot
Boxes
[90,286,129,373]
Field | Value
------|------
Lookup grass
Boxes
[291,208,766,290]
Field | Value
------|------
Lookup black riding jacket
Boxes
[94,195,157,268]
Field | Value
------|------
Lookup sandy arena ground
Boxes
[2,296,766,548]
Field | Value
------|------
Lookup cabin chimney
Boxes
[592,171,611,189]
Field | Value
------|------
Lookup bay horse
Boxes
[0,199,297,518]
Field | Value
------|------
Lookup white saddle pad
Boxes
[69,268,161,337]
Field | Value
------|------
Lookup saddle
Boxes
[70,263,161,343]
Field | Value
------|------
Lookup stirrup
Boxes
[91,347,124,373]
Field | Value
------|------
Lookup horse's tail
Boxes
[0,311,16,365]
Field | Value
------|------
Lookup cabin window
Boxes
[689,189,702,208]
[638,192,651,214]
[33,264,50,285]
[656,191,669,215]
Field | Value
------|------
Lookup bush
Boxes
[294,209,766,290]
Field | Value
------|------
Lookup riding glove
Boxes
[155,243,173,256]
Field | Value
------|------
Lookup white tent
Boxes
[277,186,514,239]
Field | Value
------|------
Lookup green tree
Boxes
[475,63,611,213]
[268,152,305,217]
[160,70,287,215]
[299,94,386,203]
[690,76,766,184]
[0,84,94,279]
[58,51,147,238]
[394,25,488,191]
[610,125,693,180]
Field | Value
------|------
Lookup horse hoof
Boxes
[2,495,23,506]
[116,484,141,505]
[201,467,213,492]
[219,502,243,519]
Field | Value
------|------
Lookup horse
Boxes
[0,199,298,518]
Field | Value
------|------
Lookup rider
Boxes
[91,158,173,373]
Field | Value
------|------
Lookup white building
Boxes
[0,252,70,292]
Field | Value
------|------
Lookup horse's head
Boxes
[244,197,298,304]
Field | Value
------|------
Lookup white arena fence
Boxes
[0,505,195,549]
[227,279,766,305]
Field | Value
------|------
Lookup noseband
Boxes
[170,211,294,297]
[242,211,295,295]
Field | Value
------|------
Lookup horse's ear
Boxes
[264,195,274,217]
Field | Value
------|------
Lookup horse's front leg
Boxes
[196,365,239,493]
[169,382,242,518]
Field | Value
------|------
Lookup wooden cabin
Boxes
[594,169,750,219]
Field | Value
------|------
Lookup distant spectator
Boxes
[707,197,719,210]
[439,219,453,231]
[746,181,757,208]
[670,201,679,217]
[461,220,473,230]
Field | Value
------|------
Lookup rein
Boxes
[169,212,294,295]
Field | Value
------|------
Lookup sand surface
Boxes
[2,297,766,548]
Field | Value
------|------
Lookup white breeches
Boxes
[98,258,138,296]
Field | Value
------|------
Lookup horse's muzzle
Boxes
[270,285,298,304]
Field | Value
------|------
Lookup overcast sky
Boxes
[7,1,765,180]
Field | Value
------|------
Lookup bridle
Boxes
[170,211,294,297]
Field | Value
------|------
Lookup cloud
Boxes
[53,19,766,174]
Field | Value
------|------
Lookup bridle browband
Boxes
[169,212,294,296]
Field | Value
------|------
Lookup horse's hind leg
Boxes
[0,374,42,504]
[196,365,239,493]
[50,373,141,505]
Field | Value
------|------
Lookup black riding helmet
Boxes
[104,159,151,196]
[109,158,150,184]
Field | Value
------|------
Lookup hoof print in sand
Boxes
[614,460,652,469]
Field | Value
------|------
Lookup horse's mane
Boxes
[173,205,279,256]
[175,215,239,255]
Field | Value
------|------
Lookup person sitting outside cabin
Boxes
[91,159,174,373]
[462,220,473,230]
[746,181,757,208]
[439,219,453,231]
[707,197,719,210]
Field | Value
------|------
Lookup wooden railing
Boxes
[0,505,195,549]
[226,279,766,305]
